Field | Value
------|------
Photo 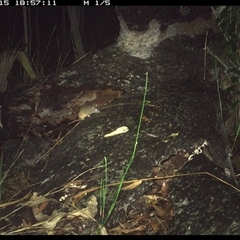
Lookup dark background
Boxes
[0,6,119,85]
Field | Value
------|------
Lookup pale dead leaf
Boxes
[142,195,159,205]
[103,126,129,138]
[22,192,57,207]
[32,206,49,222]
[68,195,98,220]
[29,193,55,222]
[41,212,66,230]
[122,180,142,190]
[98,225,108,235]
[159,180,169,197]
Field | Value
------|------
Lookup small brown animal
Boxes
[78,104,100,120]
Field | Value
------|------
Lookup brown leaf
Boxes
[122,180,142,190]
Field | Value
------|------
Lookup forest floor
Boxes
[1,32,240,235]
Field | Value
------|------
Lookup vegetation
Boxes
[211,6,240,150]
[98,73,148,232]
[0,7,118,91]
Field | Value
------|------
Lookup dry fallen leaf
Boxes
[122,180,143,190]
[41,212,67,230]
[68,195,98,220]
[98,225,108,235]
[142,195,159,205]
[103,126,129,138]
[23,192,57,208]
